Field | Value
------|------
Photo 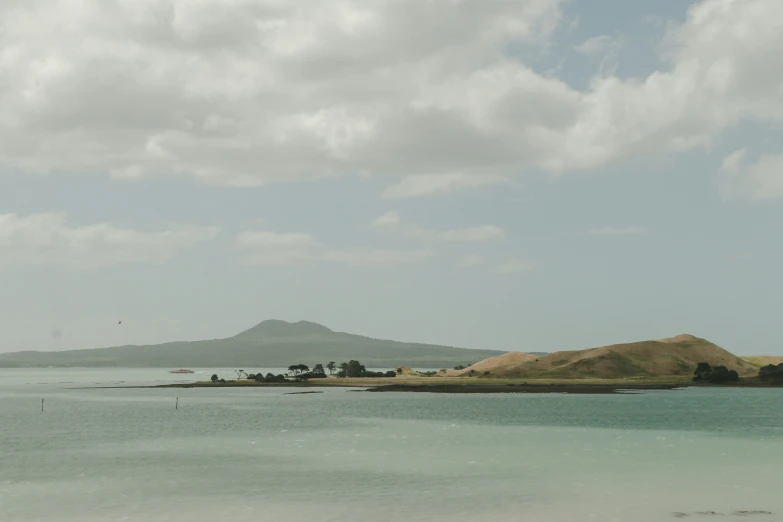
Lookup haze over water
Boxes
[2,369,782,522]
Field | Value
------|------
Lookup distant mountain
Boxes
[449,334,759,379]
[0,320,505,369]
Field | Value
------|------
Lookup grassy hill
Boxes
[742,356,783,367]
[450,334,759,379]
[0,320,504,369]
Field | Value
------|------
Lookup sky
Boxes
[1,0,782,356]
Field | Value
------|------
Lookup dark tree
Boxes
[759,363,783,382]
[335,360,366,377]
[695,363,740,383]
[346,360,365,377]
[693,362,712,381]
[264,373,287,383]
[254,373,265,382]
[708,365,739,383]
[327,361,336,375]
[338,362,349,377]
[211,374,218,383]
[288,364,310,376]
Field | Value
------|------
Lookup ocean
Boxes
[1,369,782,522]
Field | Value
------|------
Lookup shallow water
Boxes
[1,369,782,521]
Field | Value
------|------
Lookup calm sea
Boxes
[1,368,782,522]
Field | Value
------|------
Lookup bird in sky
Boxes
[118,320,122,325]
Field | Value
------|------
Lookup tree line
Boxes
[286,360,397,379]
[693,361,783,384]
[693,362,740,383]
[209,360,397,384]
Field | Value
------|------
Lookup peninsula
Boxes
[88,333,782,394]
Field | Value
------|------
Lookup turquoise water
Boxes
[1,369,782,521]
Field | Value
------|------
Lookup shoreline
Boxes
[76,377,783,394]
[80,380,690,394]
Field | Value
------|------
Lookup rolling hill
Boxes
[742,356,783,367]
[0,320,504,369]
[448,334,759,379]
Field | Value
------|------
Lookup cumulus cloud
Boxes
[495,259,534,274]
[0,0,565,187]
[588,226,645,236]
[0,0,781,193]
[720,148,783,200]
[372,212,505,243]
[236,230,432,267]
[0,213,219,268]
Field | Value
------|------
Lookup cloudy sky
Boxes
[1,0,781,355]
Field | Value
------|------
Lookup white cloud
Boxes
[0,0,565,188]
[381,174,510,199]
[371,211,401,228]
[372,212,505,243]
[235,231,324,265]
[573,34,621,75]
[574,35,614,54]
[438,226,505,243]
[588,226,645,236]
[236,229,431,267]
[551,0,783,173]
[495,259,534,274]
[458,254,485,268]
[720,148,783,200]
[0,213,219,268]
[324,247,432,267]
[1,0,781,194]
[721,148,748,175]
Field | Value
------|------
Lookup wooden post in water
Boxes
[175,396,179,410]
[41,399,44,412]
